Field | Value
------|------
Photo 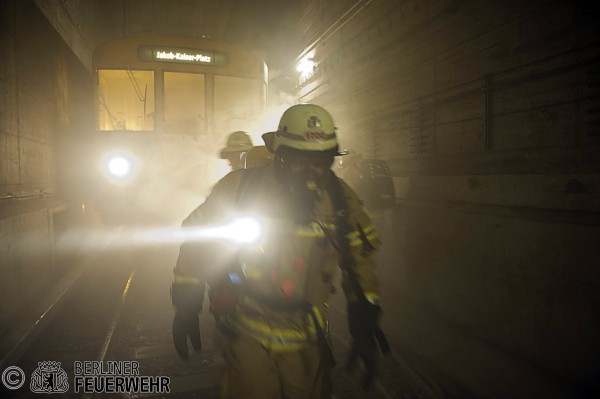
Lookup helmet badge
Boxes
[307,116,322,128]
[306,116,326,140]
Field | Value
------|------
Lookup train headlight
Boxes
[103,153,136,182]
[107,155,131,178]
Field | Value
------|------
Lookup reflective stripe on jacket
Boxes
[227,296,327,352]
[174,164,380,351]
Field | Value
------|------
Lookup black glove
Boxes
[171,283,204,360]
[347,301,388,391]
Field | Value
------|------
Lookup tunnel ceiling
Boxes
[123,0,304,70]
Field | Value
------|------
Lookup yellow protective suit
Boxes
[173,162,380,399]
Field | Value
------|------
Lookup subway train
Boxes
[86,35,267,222]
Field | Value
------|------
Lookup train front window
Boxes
[214,76,263,135]
[97,70,155,131]
[164,72,206,137]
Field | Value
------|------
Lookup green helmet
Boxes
[220,131,253,159]
[269,104,339,154]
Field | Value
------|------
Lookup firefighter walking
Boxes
[171,104,387,398]
[220,131,254,171]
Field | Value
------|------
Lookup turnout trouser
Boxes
[219,332,332,399]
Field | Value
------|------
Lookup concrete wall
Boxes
[33,0,123,71]
[293,0,600,397]
[0,0,94,336]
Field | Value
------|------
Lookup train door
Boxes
[163,72,206,138]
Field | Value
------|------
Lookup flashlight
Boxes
[152,216,264,245]
[221,217,263,244]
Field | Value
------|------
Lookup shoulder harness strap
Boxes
[235,165,267,209]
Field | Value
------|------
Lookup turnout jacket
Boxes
[173,163,380,351]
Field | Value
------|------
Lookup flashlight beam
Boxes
[147,216,263,245]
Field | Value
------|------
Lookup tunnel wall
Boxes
[33,0,122,71]
[0,0,94,337]
[294,0,600,397]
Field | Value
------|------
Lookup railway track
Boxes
[3,225,443,399]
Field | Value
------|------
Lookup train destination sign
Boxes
[138,46,227,66]
[156,50,212,63]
